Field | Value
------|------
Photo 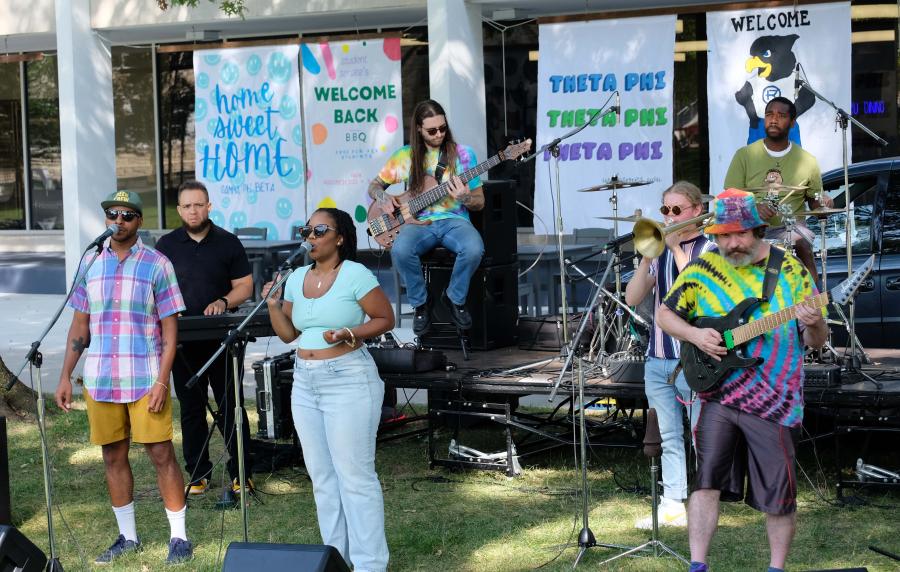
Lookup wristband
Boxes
[218,296,229,309]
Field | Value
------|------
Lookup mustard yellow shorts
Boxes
[84,390,173,446]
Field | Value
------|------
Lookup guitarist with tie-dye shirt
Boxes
[656,189,827,572]
[367,99,484,337]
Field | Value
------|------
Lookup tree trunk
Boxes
[0,354,38,418]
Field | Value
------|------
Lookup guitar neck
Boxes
[729,291,829,346]
[407,153,502,213]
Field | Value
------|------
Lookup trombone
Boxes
[633,213,714,258]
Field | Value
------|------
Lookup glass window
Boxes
[113,47,159,228]
[27,56,63,230]
[0,62,24,230]
[807,175,877,256]
[159,51,195,229]
[881,170,900,254]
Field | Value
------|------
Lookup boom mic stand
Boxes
[10,244,105,572]
[797,71,886,373]
[187,262,299,541]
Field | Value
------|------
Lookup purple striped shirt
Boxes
[648,235,716,359]
[69,238,185,403]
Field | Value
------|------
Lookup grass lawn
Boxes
[6,399,900,571]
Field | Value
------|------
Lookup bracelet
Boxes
[154,381,169,390]
[342,327,357,347]
[218,296,229,309]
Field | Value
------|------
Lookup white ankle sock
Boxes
[165,506,187,541]
[112,502,138,542]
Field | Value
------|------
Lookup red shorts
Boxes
[693,400,798,515]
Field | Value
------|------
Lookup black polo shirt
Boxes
[155,223,252,316]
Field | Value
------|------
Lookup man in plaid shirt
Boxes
[56,190,193,565]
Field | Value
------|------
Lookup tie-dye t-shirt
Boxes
[662,250,819,427]
[376,144,481,222]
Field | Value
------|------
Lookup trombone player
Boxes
[624,181,716,529]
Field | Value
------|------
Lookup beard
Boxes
[721,241,761,267]
[183,218,211,234]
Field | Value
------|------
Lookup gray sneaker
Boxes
[166,537,193,565]
[95,534,141,564]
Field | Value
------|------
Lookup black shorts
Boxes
[693,401,798,515]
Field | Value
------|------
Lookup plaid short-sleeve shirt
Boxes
[69,238,185,403]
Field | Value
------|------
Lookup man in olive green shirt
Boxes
[724,96,833,283]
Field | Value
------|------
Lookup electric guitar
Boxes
[366,139,532,249]
[682,254,874,392]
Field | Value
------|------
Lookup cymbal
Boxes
[578,179,653,193]
[743,184,809,194]
[594,215,642,222]
[796,207,845,217]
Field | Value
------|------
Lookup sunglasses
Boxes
[422,124,448,136]
[105,209,140,222]
[660,205,692,216]
[298,224,336,239]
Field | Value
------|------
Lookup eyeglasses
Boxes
[298,224,336,239]
[422,124,448,136]
[659,205,692,216]
[105,209,140,222]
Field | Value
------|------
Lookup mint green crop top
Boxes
[283,260,380,350]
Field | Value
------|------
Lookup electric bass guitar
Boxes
[366,139,532,249]
[682,254,874,392]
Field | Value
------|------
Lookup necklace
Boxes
[312,262,341,289]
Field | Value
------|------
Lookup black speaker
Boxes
[421,262,518,350]
[223,542,349,571]
[0,418,9,525]
[0,526,47,572]
[469,179,517,266]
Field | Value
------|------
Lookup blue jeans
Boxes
[390,217,484,308]
[644,357,699,501]
[291,347,389,572]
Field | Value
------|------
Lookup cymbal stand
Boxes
[797,70,886,372]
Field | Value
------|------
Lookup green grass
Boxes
[7,400,900,571]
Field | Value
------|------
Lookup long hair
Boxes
[312,208,357,267]
[408,99,459,196]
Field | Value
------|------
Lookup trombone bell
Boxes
[633,213,713,258]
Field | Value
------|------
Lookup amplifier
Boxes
[607,357,646,384]
[368,347,447,374]
[804,364,842,388]
[517,314,590,352]
[252,352,296,440]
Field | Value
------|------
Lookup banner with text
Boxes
[707,3,851,190]
[301,37,404,244]
[535,15,676,233]
[193,45,305,240]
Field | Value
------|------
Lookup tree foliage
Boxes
[157,0,246,17]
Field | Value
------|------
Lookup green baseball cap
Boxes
[101,190,143,216]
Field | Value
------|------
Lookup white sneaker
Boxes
[634,499,687,529]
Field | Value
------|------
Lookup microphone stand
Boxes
[10,243,104,572]
[186,264,297,541]
[797,75,886,373]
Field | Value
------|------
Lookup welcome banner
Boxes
[535,15,676,233]
[707,2,851,190]
[193,45,305,240]
[301,37,404,245]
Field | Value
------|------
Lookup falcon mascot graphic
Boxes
[734,33,814,145]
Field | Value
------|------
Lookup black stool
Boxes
[420,248,471,360]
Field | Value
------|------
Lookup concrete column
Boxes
[426,0,487,169]
[56,0,117,283]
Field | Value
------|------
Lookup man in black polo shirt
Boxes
[156,180,255,500]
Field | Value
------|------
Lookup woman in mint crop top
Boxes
[262,208,394,571]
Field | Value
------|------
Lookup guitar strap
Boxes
[434,146,449,183]
[762,246,786,302]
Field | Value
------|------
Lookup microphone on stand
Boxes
[279,242,311,269]
[87,224,119,250]
[615,90,621,124]
[643,408,662,458]
[603,232,635,252]
[793,63,801,101]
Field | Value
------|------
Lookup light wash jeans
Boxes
[390,217,484,308]
[291,347,389,572]
[644,357,700,501]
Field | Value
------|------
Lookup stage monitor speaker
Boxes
[0,525,47,572]
[469,179,517,266]
[421,262,518,350]
[0,417,9,525]
[223,542,350,572]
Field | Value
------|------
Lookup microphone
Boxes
[603,232,634,252]
[793,63,801,101]
[615,91,621,124]
[88,224,119,249]
[280,241,311,269]
[643,408,662,458]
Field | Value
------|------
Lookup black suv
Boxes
[809,157,900,348]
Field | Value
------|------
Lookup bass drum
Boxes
[600,269,652,354]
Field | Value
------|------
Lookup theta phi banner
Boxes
[535,15,676,233]
[301,37,404,244]
[193,45,305,240]
[707,2,851,190]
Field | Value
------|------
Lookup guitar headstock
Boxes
[499,138,533,162]
[831,254,875,305]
